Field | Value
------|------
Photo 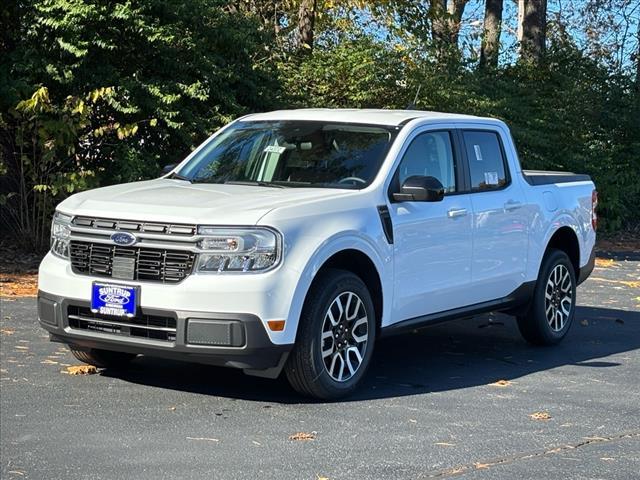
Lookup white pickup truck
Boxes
[38,109,597,399]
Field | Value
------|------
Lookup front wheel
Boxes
[517,249,577,345]
[69,347,137,368]
[285,269,376,400]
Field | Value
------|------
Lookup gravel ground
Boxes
[1,256,639,479]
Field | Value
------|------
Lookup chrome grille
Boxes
[72,216,196,236]
[70,241,195,283]
[67,305,177,342]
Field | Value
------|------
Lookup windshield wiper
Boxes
[224,180,287,189]
[167,172,194,183]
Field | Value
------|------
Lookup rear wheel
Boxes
[69,347,137,368]
[285,269,376,400]
[517,249,576,345]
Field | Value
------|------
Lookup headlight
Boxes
[196,227,282,273]
[50,211,72,258]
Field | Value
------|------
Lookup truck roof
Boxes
[242,108,500,127]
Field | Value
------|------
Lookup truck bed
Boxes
[522,170,591,186]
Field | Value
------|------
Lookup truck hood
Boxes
[58,179,356,225]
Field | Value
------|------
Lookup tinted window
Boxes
[463,131,508,191]
[397,131,456,193]
[177,121,396,189]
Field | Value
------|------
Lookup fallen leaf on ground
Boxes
[489,379,512,387]
[0,274,38,297]
[0,328,15,335]
[529,411,552,421]
[289,432,316,441]
[63,365,98,375]
[595,258,616,268]
[186,437,219,442]
[316,475,330,480]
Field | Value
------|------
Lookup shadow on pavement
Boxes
[100,305,640,404]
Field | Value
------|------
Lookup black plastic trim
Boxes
[377,205,394,244]
[37,290,292,374]
[522,170,592,186]
[380,281,536,337]
[578,247,596,285]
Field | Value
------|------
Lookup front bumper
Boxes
[38,290,292,377]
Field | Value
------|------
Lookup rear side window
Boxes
[463,131,508,191]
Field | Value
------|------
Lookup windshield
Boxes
[175,120,398,189]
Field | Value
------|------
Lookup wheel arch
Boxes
[542,226,581,277]
[314,249,383,332]
[286,236,390,342]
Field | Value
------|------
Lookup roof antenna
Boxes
[406,84,421,110]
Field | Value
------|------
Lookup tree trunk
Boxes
[480,0,503,69]
[519,0,547,63]
[297,0,316,52]
[429,0,469,61]
[635,18,640,92]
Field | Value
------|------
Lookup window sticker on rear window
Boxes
[484,171,499,185]
[473,144,483,161]
[264,145,286,154]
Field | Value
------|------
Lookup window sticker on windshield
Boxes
[264,145,286,154]
[473,144,483,161]
[484,171,499,185]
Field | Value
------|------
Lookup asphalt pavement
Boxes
[1,256,639,479]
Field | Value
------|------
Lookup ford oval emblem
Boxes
[110,231,137,246]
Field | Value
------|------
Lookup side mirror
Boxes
[161,163,179,175]
[392,175,445,202]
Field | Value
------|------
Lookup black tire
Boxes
[517,249,577,345]
[285,269,376,400]
[69,347,137,368]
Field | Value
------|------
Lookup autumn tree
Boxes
[518,0,547,63]
[480,0,503,68]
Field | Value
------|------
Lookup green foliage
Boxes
[281,35,640,231]
[1,0,638,252]
[1,0,280,249]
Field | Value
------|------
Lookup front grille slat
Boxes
[72,216,196,236]
[70,241,195,284]
[67,306,176,342]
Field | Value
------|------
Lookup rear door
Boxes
[459,129,528,304]
[389,128,473,323]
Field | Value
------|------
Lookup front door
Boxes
[389,129,473,323]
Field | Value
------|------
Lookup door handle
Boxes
[504,200,523,211]
[447,208,468,218]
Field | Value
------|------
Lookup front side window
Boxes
[176,121,397,189]
[463,131,508,191]
[396,131,456,193]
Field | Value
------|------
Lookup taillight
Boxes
[591,190,598,230]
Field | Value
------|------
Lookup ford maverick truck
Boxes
[38,109,597,399]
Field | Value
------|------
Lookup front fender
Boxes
[284,231,393,343]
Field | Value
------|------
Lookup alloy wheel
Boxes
[320,291,369,382]
[545,264,573,332]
